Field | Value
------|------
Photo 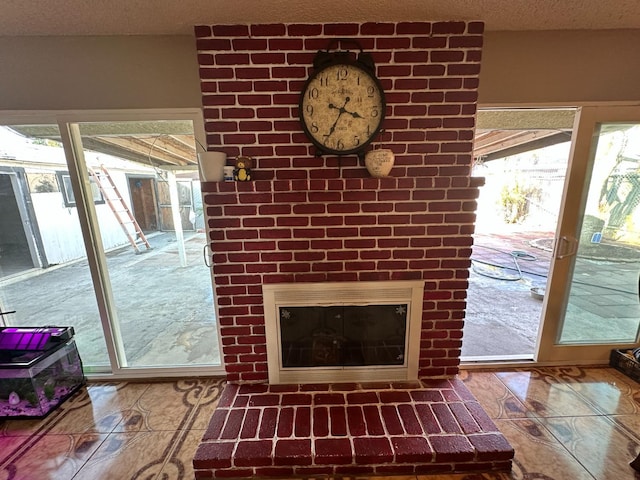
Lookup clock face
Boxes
[300,61,385,155]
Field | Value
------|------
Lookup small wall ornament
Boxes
[233,156,252,181]
[197,151,227,182]
[364,142,395,178]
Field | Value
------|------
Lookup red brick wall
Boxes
[194,22,484,383]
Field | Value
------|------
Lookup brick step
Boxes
[194,379,514,478]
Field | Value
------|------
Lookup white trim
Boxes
[461,358,610,370]
[263,280,425,384]
[86,365,226,381]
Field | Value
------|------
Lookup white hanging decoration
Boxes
[365,147,395,178]
[364,130,394,178]
[197,151,227,182]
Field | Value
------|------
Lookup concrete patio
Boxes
[464,230,640,359]
[0,231,220,370]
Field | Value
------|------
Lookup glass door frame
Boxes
[0,109,225,379]
[537,104,640,364]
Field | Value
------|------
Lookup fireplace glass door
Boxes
[279,304,408,368]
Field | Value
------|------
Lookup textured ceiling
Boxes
[0,0,639,36]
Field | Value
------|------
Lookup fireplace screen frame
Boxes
[263,280,425,384]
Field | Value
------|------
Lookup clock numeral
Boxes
[308,88,319,100]
[353,135,360,146]
[336,139,345,150]
[305,105,314,116]
[310,122,319,133]
[320,76,329,87]
[371,106,379,118]
[336,67,349,80]
[367,86,375,97]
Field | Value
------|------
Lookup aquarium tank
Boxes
[0,327,85,418]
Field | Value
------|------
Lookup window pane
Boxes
[559,124,640,344]
[0,125,110,369]
[76,120,221,368]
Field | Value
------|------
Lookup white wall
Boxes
[479,29,640,105]
[0,36,201,110]
[31,191,87,264]
[0,30,639,110]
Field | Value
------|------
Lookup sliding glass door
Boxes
[72,120,220,369]
[464,108,574,361]
[0,111,223,377]
[538,106,640,363]
[0,124,112,368]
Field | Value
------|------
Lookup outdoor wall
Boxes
[28,167,143,264]
[0,30,639,111]
[0,175,24,252]
[196,21,484,382]
[0,127,158,265]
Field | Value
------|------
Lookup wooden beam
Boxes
[92,136,195,166]
[475,131,572,162]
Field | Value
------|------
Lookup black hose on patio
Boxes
[471,245,540,281]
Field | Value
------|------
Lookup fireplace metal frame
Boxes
[263,280,425,384]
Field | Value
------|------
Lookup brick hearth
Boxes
[193,379,514,478]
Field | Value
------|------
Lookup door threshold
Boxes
[461,354,535,369]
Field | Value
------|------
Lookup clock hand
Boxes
[325,116,340,138]
[325,97,351,138]
[328,97,363,119]
[342,98,364,119]
[328,97,351,113]
[325,97,364,140]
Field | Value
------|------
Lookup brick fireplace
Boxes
[196,20,484,384]
[193,21,513,478]
[262,280,425,384]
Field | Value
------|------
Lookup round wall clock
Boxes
[299,52,385,157]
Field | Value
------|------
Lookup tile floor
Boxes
[0,366,638,480]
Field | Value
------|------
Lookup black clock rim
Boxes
[299,57,386,156]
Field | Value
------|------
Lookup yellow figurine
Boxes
[233,156,252,181]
